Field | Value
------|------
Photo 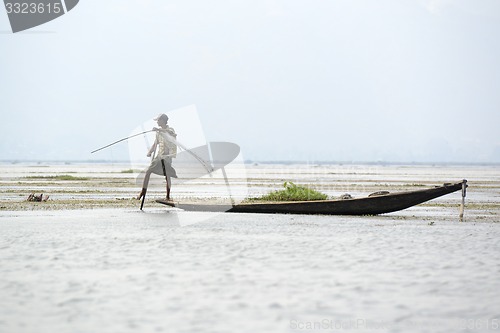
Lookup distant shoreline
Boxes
[1,159,499,167]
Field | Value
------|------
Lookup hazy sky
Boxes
[1,0,499,163]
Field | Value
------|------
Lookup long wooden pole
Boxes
[91,130,154,154]
[92,130,212,174]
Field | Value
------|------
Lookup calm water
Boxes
[1,209,500,333]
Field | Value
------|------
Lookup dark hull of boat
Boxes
[176,181,466,216]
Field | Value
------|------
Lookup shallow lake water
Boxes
[1,208,500,333]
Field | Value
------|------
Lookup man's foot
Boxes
[136,188,147,200]
[155,198,175,207]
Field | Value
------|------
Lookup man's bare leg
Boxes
[166,175,171,200]
[137,171,152,200]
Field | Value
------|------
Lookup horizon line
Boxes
[1,159,499,166]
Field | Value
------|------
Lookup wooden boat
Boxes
[174,180,467,215]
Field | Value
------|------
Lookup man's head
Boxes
[154,113,169,126]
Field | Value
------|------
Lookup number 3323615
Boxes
[5,2,62,14]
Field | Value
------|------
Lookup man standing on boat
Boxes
[136,113,178,204]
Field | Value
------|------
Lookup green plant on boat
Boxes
[249,182,328,202]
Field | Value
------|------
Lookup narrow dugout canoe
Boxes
[174,180,467,215]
